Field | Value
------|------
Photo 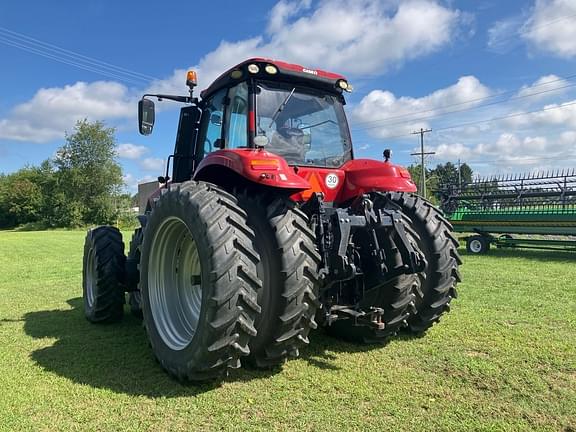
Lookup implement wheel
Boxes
[238,194,320,368]
[467,235,490,254]
[385,192,461,334]
[139,181,261,382]
[82,226,125,323]
[327,194,419,343]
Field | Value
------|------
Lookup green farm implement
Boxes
[438,170,576,254]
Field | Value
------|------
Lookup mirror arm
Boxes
[142,93,197,104]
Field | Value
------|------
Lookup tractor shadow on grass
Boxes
[23,297,381,397]
[23,298,233,397]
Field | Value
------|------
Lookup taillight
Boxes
[250,159,280,170]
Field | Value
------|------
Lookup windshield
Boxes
[255,82,352,167]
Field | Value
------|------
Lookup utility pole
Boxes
[410,128,434,198]
[457,158,462,191]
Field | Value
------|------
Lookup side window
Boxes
[225,82,248,149]
[198,88,226,158]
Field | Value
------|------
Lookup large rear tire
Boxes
[327,195,418,343]
[82,226,126,323]
[239,195,320,368]
[139,181,261,382]
[385,192,461,334]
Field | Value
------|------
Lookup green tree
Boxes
[431,162,473,189]
[0,166,47,228]
[53,119,123,226]
[406,164,437,202]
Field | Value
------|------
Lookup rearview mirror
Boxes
[138,98,155,135]
[210,113,222,126]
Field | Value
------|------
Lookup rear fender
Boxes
[336,159,417,204]
[193,149,310,191]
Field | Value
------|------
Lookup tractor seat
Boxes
[268,128,307,164]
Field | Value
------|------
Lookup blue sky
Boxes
[1,0,575,192]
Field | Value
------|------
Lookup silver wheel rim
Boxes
[469,239,482,253]
[85,247,96,308]
[148,217,203,351]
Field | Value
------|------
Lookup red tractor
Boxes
[82,59,461,381]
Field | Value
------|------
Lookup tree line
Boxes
[407,161,473,203]
[0,120,129,229]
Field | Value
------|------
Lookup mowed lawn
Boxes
[0,230,574,431]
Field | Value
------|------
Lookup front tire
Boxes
[139,181,261,382]
[82,226,126,323]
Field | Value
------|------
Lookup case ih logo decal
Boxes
[325,173,339,189]
[302,68,318,75]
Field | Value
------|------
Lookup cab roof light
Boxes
[186,70,197,88]
[247,64,260,74]
[230,69,243,79]
[337,79,353,92]
[264,64,278,74]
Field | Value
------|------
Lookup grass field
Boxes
[0,230,575,431]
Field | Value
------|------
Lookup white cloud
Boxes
[122,173,135,191]
[427,142,473,159]
[517,74,569,102]
[0,81,135,143]
[427,133,551,170]
[149,0,468,94]
[560,130,576,145]
[0,0,468,144]
[117,143,149,159]
[352,75,491,138]
[502,99,576,129]
[140,157,165,172]
[487,15,526,53]
[267,0,312,34]
[353,71,576,174]
[523,0,576,58]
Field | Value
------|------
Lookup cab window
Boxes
[225,82,248,149]
[198,88,226,158]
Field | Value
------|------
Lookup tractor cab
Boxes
[139,59,353,183]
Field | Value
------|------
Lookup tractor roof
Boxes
[200,58,349,99]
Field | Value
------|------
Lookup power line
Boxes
[365,100,576,141]
[0,26,160,85]
[0,26,158,81]
[351,73,576,131]
[434,100,576,133]
[496,11,576,45]
[0,36,146,86]
[451,155,576,165]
